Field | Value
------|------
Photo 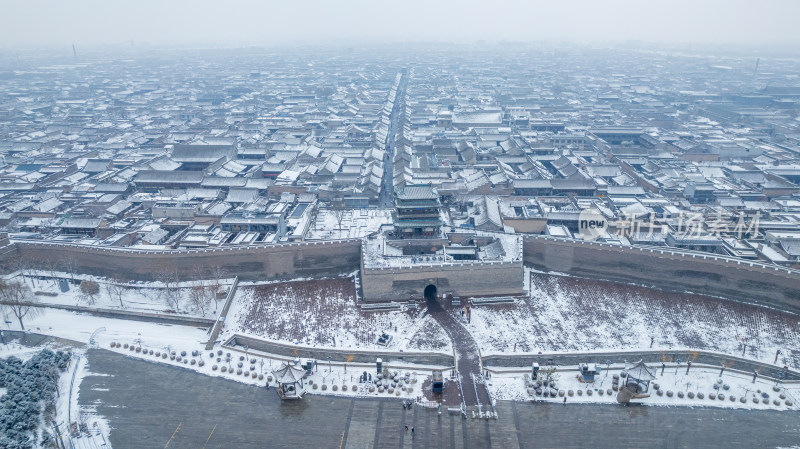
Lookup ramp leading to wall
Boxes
[206,276,239,350]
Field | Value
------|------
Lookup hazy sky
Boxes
[2,0,800,48]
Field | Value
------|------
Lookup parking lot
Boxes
[79,349,800,448]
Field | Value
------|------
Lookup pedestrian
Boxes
[411,427,415,436]
[563,397,567,404]
[404,425,408,431]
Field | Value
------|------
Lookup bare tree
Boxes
[18,253,41,289]
[209,265,227,312]
[0,279,41,330]
[104,276,127,308]
[329,202,349,238]
[155,263,181,311]
[191,265,207,282]
[43,257,60,286]
[188,285,211,315]
[334,209,346,237]
[60,254,78,282]
[79,280,101,305]
[2,254,25,280]
[189,265,211,315]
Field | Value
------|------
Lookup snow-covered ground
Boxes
[307,208,391,240]
[468,270,800,368]
[56,352,113,449]
[487,363,798,411]
[3,265,798,419]
[6,270,233,318]
[225,275,452,353]
[2,307,436,403]
[6,307,210,350]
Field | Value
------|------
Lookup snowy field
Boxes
[306,208,391,239]
[226,276,452,353]
[5,270,232,318]
[469,270,800,368]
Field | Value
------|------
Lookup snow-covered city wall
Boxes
[523,236,800,314]
[10,239,362,282]
[8,234,799,314]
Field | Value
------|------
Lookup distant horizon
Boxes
[1,0,800,51]
[3,40,800,62]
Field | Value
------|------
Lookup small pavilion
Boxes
[617,359,656,403]
[273,362,308,400]
[624,359,656,393]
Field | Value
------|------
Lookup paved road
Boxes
[79,349,800,449]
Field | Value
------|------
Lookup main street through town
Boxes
[379,69,407,208]
[79,349,800,449]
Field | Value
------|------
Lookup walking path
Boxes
[425,296,492,411]
[484,349,800,381]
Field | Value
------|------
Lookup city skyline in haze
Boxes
[1,0,800,51]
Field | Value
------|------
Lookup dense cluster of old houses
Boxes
[1,46,798,265]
